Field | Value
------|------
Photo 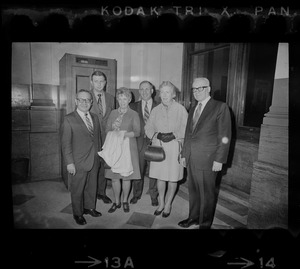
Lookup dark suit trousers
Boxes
[70,156,100,216]
[187,160,218,229]
[132,142,158,200]
[97,162,108,196]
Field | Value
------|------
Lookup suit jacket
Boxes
[61,110,102,172]
[181,98,231,170]
[89,90,115,141]
[130,99,159,151]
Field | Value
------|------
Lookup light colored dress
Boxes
[145,100,188,182]
[104,107,141,180]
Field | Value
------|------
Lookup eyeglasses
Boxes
[76,98,92,104]
[192,86,209,93]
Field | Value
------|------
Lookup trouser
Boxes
[97,161,108,196]
[187,160,218,229]
[70,157,100,216]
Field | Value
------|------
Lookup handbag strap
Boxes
[149,132,163,146]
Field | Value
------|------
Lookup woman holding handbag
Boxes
[145,81,188,217]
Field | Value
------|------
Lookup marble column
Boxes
[247,43,289,229]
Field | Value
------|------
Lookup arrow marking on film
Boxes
[75,256,102,267]
[227,257,255,269]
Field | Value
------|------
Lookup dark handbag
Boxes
[144,132,166,162]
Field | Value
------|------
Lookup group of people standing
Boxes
[61,70,232,229]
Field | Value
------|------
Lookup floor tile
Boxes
[61,203,73,214]
[13,194,35,206]
[126,212,156,228]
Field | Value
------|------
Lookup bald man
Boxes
[178,77,232,229]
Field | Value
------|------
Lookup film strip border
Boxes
[2,6,300,41]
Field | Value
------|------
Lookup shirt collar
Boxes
[94,90,103,98]
[142,98,153,105]
[198,96,211,107]
[77,108,90,118]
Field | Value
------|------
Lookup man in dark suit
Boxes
[89,71,115,204]
[178,77,232,229]
[61,89,102,225]
[129,81,159,206]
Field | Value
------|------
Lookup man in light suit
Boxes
[129,81,159,206]
[61,89,102,225]
[178,77,232,229]
[89,71,115,204]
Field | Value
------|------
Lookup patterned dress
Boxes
[104,107,141,180]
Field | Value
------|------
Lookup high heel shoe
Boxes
[162,206,172,218]
[123,202,130,213]
[154,208,164,216]
[108,202,121,213]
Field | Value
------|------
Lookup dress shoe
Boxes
[162,207,172,218]
[151,199,159,207]
[73,215,86,225]
[178,218,199,228]
[154,208,164,216]
[130,197,139,204]
[123,202,130,213]
[97,194,112,204]
[83,208,102,217]
[108,203,121,213]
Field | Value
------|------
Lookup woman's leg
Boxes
[122,180,131,203]
[164,181,177,213]
[157,179,166,211]
[111,179,121,204]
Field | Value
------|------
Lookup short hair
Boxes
[139,80,154,89]
[116,87,132,102]
[193,77,210,86]
[91,70,107,81]
[76,89,92,99]
[158,81,177,97]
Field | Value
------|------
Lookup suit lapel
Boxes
[74,110,91,135]
[189,106,196,133]
[192,99,214,133]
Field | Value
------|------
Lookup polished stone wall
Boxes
[11,83,61,182]
[222,139,258,194]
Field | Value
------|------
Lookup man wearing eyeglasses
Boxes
[89,71,115,204]
[178,77,232,229]
[61,89,102,225]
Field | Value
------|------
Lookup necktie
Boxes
[192,102,202,130]
[144,101,150,123]
[85,113,94,137]
[97,93,103,116]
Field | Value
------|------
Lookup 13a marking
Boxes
[103,257,134,268]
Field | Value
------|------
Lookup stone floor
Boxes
[12,175,249,229]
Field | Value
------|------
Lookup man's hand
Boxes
[67,163,76,176]
[212,161,222,172]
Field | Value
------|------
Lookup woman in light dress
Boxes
[145,81,188,217]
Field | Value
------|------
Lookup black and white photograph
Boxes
[10,42,290,230]
[4,1,300,268]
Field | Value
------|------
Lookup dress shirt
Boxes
[142,99,153,117]
[193,96,211,118]
[94,90,106,116]
[76,109,93,129]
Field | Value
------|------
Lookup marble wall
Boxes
[222,139,259,194]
